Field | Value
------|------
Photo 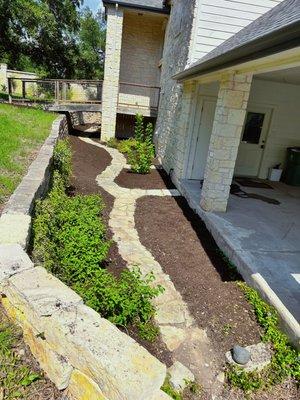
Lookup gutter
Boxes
[174,20,300,82]
[103,0,170,14]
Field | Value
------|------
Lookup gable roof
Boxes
[174,0,300,81]
[103,0,170,14]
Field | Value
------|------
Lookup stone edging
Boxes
[0,118,168,400]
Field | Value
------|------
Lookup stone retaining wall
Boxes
[0,116,168,399]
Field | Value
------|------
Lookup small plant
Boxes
[0,317,41,399]
[106,137,119,149]
[128,141,154,174]
[227,282,300,392]
[161,376,182,400]
[52,138,72,187]
[138,321,160,342]
[134,113,144,142]
[222,323,232,336]
[118,138,138,154]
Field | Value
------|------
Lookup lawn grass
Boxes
[0,103,57,207]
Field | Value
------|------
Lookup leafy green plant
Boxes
[128,141,154,174]
[161,376,182,400]
[0,317,41,399]
[227,282,300,392]
[33,140,163,339]
[138,321,160,342]
[118,138,138,154]
[52,138,72,187]
[134,113,144,142]
[106,137,119,149]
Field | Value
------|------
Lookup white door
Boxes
[235,107,272,177]
[190,99,216,180]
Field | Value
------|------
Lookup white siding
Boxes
[189,0,283,63]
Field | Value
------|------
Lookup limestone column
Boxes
[101,6,124,140]
[0,63,8,92]
[200,73,253,212]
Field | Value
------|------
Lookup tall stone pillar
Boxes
[200,73,253,212]
[101,6,124,140]
[0,63,8,92]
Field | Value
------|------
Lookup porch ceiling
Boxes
[256,65,300,85]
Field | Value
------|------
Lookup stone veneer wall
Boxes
[155,0,196,176]
[0,115,168,400]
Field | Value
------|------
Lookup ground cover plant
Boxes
[32,139,163,340]
[227,282,300,394]
[0,104,56,208]
[0,306,61,400]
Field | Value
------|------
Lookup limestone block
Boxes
[24,323,73,390]
[0,213,31,249]
[150,390,173,400]
[225,342,272,372]
[0,244,33,284]
[168,361,195,391]
[3,266,82,331]
[67,370,107,400]
[43,304,167,400]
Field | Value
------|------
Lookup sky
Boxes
[81,0,103,12]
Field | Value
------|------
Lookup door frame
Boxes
[236,102,275,178]
[183,91,217,180]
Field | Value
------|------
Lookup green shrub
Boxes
[52,139,72,186]
[118,138,138,154]
[134,113,144,142]
[227,282,300,392]
[128,141,154,174]
[75,268,163,329]
[33,172,110,284]
[106,137,119,149]
[33,139,163,339]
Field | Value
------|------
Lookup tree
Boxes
[75,8,106,79]
[0,0,82,77]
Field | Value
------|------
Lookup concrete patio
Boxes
[177,178,300,347]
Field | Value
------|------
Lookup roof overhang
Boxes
[102,0,170,14]
[174,20,300,82]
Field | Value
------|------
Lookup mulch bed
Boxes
[0,304,63,400]
[135,196,262,359]
[115,168,176,189]
[69,135,172,366]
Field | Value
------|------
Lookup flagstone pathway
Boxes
[79,137,223,397]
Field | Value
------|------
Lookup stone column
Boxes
[200,73,253,212]
[0,63,8,92]
[101,6,124,140]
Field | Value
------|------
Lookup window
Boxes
[242,112,265,144]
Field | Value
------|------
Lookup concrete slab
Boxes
[178,179,300,347]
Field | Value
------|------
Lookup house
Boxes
[102,0,300,346]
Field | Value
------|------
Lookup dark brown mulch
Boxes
[69,135,172,366]
[135,196,262,363]
[115,168,176,190]
[0,304,63,400]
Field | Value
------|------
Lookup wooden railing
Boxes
[6,77,161,113]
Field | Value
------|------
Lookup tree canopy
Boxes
[0,0,106,79]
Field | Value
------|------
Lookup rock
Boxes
[0,214,31,249]
[232,345,251,365]
[0,244,33,285]
[168,361,195,391]
[67,369,107,400]
[226,342,272,372]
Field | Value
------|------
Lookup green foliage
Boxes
[106,137,119,149]
[138,321,160,342]
[0,2,105,79]
[0,315,41,399]
[127,114,155,174]
[227,282,300,393]
[134,113,144,143]
[161,376,182,400]
[118,138,138,155]
[76,268,163,328]
[33,140,163,339]
[52,139,72,187]
[128,141,154,174]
